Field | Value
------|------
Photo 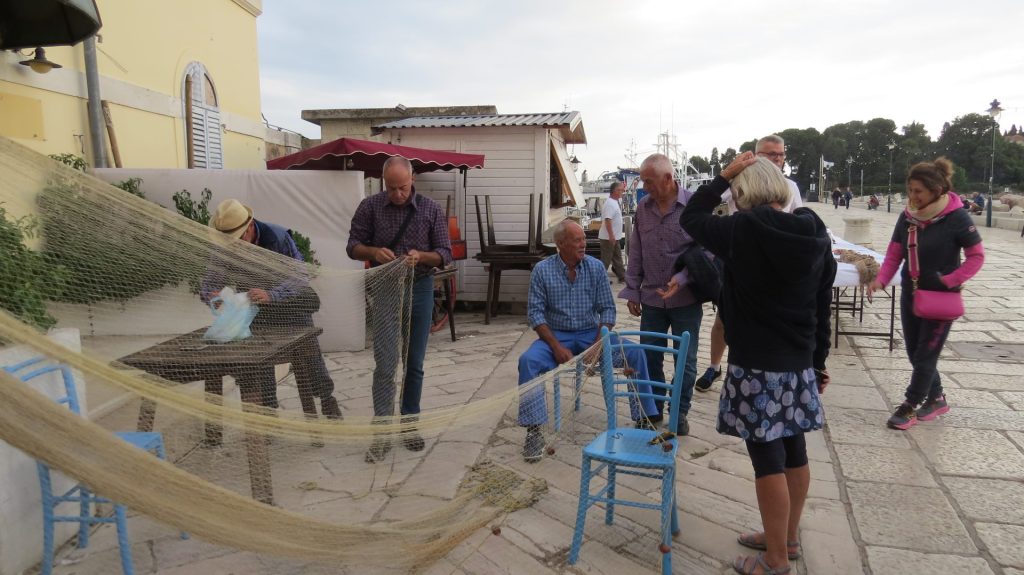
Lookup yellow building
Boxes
[0,0,265,169]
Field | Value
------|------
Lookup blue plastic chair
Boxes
[568,328,691,575]
[3,357,183,575]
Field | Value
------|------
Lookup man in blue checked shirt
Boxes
[518,220,657,462]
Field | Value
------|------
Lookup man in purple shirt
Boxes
[618,154,703,436]
[347,156,452,462]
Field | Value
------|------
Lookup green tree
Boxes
[0,205,68,330]
[720,147,738,167]
[777,128,822,193]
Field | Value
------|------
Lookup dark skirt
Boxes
[717,365,824,442]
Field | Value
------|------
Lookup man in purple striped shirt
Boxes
[347,156,452,462]
[618,154,704,436]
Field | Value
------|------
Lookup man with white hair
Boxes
[517,220,657,462]
[619,153,705,437]
[696,135,803,393]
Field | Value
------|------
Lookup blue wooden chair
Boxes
[3,357,183,575]
[568,328,691,575]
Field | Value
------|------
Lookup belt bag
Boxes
[908,225,963,321]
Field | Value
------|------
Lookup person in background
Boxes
[831,187,842,209]
[204,198,341,418]
[970,191,986,215]
[868,194,880,210]
[681,153,835,575]
[347,156,452,462]
[620,153,704,436]
[696,134,803,394]
[843,188,853,210]
[598,180,627,283]
[869,158,984,430]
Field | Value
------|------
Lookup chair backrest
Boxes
[3,358,82,414]
[599,327,691,431]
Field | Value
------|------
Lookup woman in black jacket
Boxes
[679,152,836,575]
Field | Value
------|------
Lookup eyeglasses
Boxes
[757,151,786,159]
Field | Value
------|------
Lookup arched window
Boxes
[183,63,223,169]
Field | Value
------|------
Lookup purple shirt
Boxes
[618,184,697,309]
[346,188,452,275]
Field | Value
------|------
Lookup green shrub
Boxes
[172,188,212,225]
[38,183,189,304]
[0,204,68,331]
[114,177,145,199]
[48,153,87,172]
[289,229,319,265]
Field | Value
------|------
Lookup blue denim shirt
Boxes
[527,254,615,332]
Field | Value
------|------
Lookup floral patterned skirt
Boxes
[717,365,824,442]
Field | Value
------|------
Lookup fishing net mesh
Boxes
[0,136,677,573]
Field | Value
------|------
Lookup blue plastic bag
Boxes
[203,287,259,343]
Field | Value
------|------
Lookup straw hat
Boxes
[210,198,253,239]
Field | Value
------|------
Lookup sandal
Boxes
[733,553,791,575]
[737,532,801,560]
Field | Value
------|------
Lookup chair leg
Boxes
[114,505,134,575]
[568,456,592,565]
[78,487,91,549]
[660,469,674,575]
[41,503,55,575]
[605,464,617,525]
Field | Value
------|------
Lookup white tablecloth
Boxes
[829,232,902,288]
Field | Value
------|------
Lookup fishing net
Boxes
[0,136,683,574]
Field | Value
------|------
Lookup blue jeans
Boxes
[517,329,657,426]
[372,275,434,417]
[639,302,702,416]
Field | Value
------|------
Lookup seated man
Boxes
[518,220,657,462]
[971,192,986,215]
[203,198,341,418]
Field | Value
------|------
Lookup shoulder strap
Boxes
[907,225,920,286]
[385,205,416,251]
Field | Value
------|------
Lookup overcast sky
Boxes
[258,0,1024,175]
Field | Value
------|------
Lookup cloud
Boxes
[258,0,1024,171]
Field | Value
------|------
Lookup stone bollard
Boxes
[843,217,872,248]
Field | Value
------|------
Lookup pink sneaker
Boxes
[917,395,950,421]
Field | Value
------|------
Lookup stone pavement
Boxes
[48,201,1023,575]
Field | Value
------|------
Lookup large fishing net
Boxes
[0,136,688,574]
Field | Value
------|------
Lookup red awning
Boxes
[266,137,485,178]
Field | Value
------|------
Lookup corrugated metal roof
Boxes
[373,111,587,144]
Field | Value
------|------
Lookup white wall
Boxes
[0,329,85,575]
[91,169,366,352]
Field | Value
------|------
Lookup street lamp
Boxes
[847,156,853,191]
[886,143,895,213]
[986,98,1003,228]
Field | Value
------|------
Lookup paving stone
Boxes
[935,408,1024,432]
[846,481,976,553]
[944,477,1024,523]
[910,427,1024,479]
[820,383,888,410]
[998,391,1024,410]
[825,407,911,448]
[866,547,995,575]
[455,532,559,575]
[1009,431,1024,452]
[802,529,869,575]
[833,444,937,487]
[949,372,1024,392]
[975,523,1024,568]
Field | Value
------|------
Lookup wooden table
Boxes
[118,325,326,504]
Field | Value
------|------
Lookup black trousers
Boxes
[900,291,952,405]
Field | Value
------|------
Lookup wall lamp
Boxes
[19,47,62,74]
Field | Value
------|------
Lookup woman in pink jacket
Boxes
[869,158,985,430]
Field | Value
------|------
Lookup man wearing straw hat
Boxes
[204,198,342,419]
